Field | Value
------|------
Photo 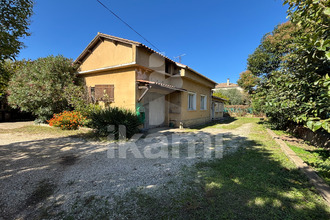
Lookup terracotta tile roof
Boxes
[137,80,186,92]
[215,83,240,89]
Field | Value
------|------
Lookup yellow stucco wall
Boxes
[180,78,212,127]
[181,69,215,89]
[76,37,222,127]
[81,68,136,111]
[79,40,135,72]
[136,47,165,74]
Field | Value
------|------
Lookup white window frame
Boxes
[200,95,207,110]
[188,92,196,110]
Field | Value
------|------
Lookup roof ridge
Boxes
[98,32,142,45]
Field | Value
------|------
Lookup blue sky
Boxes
[17,0,288,84]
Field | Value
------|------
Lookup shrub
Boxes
[48,111,86,130]
[7,55,80,122]
[88,107,141,139]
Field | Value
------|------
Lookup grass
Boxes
[186,117,260,131]
[272,128,330,186]
[287,143,330,185]
[51,117,330,219]
[209,117,260,129]
[185,122,330,219]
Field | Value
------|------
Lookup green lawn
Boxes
[207,117,260,129]
[60,117,330,219]
[188,117,260,131]
[272,129,330,186]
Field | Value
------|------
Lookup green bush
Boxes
[88,107,141,139]
[7,55,80,122]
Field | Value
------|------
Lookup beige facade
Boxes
[74,33,225,129]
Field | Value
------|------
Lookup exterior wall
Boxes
[168,91,182,127]
[76,38,222,128]
[181,68,215,89]
[214,111,224,118]
[136,47,165,74]
[180,77,213,127]
[81,68,136,111]
[79,40,135,72]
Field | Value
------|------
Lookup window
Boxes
[200,95,207,110]
[93,85,114,102]
[188,92,196,110]
[165,61,171,74]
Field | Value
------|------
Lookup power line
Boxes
[96,0,161,52]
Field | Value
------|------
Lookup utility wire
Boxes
[96,0,161,52]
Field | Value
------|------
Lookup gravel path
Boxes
[0,123,254,219]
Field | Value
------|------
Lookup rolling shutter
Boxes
[94,85,114,102]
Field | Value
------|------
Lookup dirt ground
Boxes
[0,123,253,219]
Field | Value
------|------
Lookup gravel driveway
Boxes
[0,123,252,219]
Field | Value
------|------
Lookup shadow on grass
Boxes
[1,125,329,219]
[186,146,330,219]
[105,131,330,219]
[190,117,237,130]
[307,149,330,160]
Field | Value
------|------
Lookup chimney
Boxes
[227,78,230,86]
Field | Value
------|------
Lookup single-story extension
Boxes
[74,33,225,129]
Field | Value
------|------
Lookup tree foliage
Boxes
[0,0,34,99]
[0,0,34,61]
[212,90,229,104]
[237,70,259,94]
[0,59,28,97]
[214,89,249,105]
[249,1,330,132]
[7,55,84,122]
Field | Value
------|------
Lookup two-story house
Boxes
[74,33,224,129]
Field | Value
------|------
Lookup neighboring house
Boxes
[214,78,244,92]
[74,33,225,129]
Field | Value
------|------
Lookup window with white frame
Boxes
[188,92,196,110]
[200,95,207,110]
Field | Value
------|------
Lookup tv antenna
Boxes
[174,54,186,63]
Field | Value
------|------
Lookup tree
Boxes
[247,22,297,77]
[215,89,249,105]
[248,1,330,132]
[237,70,259,94]
[212,90,229,104]
[7,55,84,122]
[0,0,34,61]
[285,0,330,62]
[0,59,29,97]
[0,0,34,98]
